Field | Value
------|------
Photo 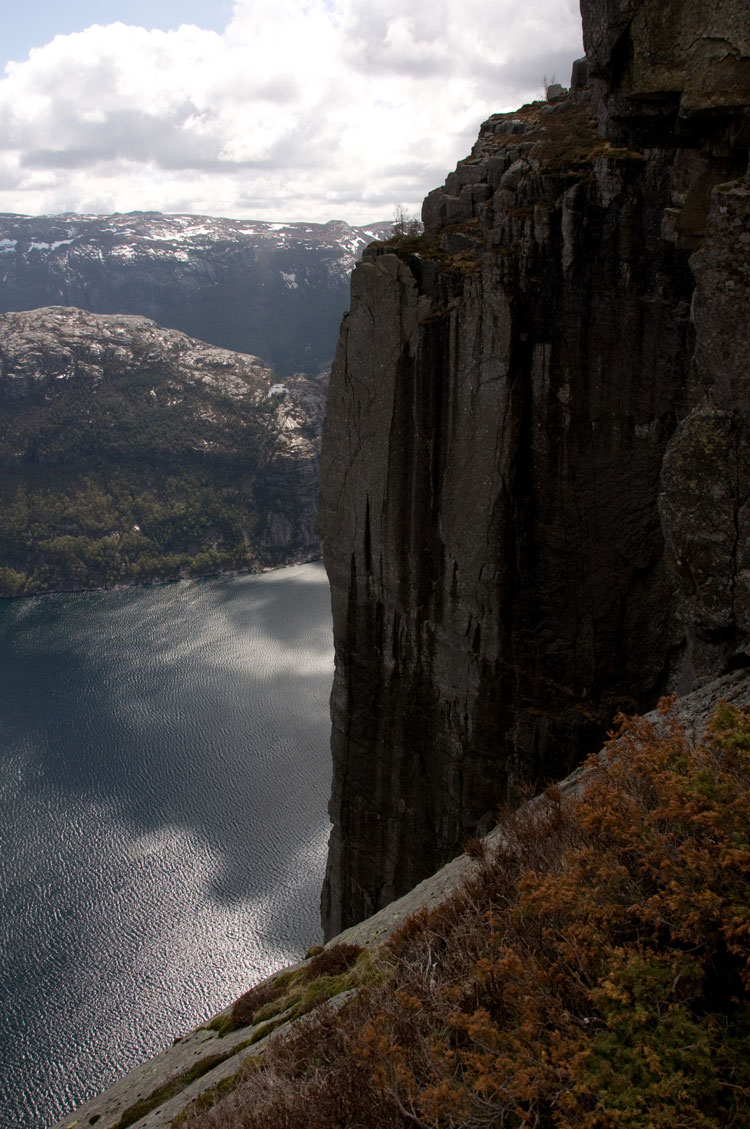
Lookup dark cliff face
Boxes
[580,0,750,140]
[0,306,325,594]
[319,1,750,935]
[0,214,391,377]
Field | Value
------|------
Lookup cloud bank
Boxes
[0,0,583,222]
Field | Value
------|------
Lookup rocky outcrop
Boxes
[257,371,328,561]
[0,305,273,410]
[658,180,750,682]
[319,1,750,934]
[0,307,325,593]
[0,213,391,377]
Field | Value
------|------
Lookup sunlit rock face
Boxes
[319,0,750,935]
[0,213,391,377]
[0,306,326,593]
[0,305,274,406]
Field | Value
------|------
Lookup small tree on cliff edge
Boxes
[392,204,422,238]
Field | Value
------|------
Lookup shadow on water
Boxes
[0,564,334,906]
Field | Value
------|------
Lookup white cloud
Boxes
[0,0,583,223]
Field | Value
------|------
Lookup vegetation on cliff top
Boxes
[180,699,750,1128]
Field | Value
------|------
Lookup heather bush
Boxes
[181,700,750,1128]
[229,974,295,1031]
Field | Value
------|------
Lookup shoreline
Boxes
[0,552,324,601]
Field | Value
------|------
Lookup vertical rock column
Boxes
[319,113,695,932]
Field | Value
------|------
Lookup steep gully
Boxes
[319,0,750,935]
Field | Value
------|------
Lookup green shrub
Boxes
[302,943,363,982]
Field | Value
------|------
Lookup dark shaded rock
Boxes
[320,101,694,935]
[581,0,750,144]
[319,4,750,936]
[659,180,750,683]
[570,57,589,91]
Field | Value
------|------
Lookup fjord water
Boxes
[0,564,333,1129]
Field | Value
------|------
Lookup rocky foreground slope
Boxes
[0,213,391,376]
[0,306,325,594]
[49,666,750,1129]
[319,0,750,933]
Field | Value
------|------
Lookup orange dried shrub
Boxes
[180,699,750,1129]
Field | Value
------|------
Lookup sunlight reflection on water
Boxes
[0,563,333,1129]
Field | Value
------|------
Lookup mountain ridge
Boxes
[0,212,392,377]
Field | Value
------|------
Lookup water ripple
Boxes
[0,564,333,1129]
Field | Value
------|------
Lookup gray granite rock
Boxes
[581,0,750,142]
[545,83,568,102]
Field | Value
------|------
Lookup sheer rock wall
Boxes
[319,0,750,935]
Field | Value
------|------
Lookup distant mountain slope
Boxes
[0,306,325,595]
[0,213,392,376]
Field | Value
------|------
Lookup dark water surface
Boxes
[0,564,333,1129]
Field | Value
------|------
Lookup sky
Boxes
[0,1,583,224]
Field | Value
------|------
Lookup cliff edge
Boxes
[319,0,750,934]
